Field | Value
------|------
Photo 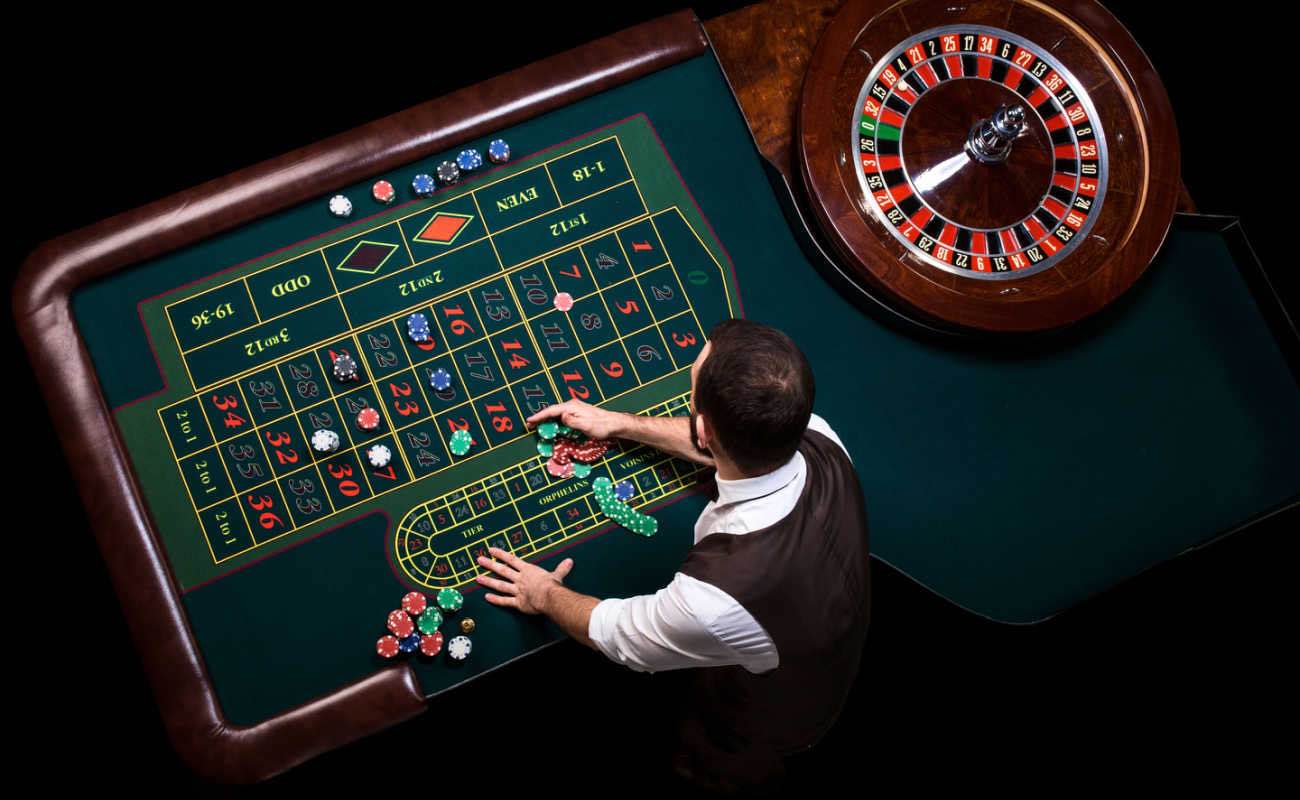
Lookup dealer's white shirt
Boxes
[587,414,850,674]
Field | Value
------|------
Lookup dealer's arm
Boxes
[476,398,713,650]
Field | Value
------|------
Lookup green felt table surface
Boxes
[72,51,1299,727]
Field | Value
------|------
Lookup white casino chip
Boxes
[311,429,340,453]
[366,444,392,468]
[328,194,353,217]
[447,635,472,660]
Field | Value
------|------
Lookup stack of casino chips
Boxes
[456,148,483,173]
[356,407,381,432]
[311,429,340,454]
[328,194,352,218]
[591,476,658,537]
[411,173,436,198]
[332,353,359,382]
[372,180,396,205]
[449,429,473,457]
[429,368,453,392]
[406,312,431,343]
[376,591,472,662]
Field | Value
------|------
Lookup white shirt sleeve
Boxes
[587,572,779,674]
[807,412,851,462]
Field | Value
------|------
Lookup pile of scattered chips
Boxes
[376,590,472,662]
[531,421,658,536]
[536,422,610,478]
[592,476,658,537]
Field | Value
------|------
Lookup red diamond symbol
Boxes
[415,213,472,245]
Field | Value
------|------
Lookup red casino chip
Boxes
[387,609,415,638]
[401,592,427,616]
[376,635,401,659]
[356,407,382,431]
[553,292,574,312]
[419,631,444,657]
[372,180,396,205]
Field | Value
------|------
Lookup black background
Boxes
[6,2,1291,790]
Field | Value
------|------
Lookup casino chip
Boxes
[487,139,510,164]
[459,618,476,634]
[429,367,453,391]
[406,312,432,343]
[387,609,415,638]
[537,421,559,441]
[456,149,484,172]
[372,180,396,205]
[412,173,436,197]
[436,160,460,185]
[447,635,472,661]
[537,440,553,458]
[332,353,359,382]
[419,631,444,657]
[615,480,635,501]
[398,633,421,654]
[402,592,427,616]
[546,457,574,479]
[417,607,443,635]
[573,462,592,479]
[366,444,392,468]
[376,635,401,659]
[356,407,382,432]
[437,588,464,612]
[449,429,473,457]
[552,292,574,312]
[311,429,340,454]
[328,194,353,218]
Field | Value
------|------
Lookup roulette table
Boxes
[13,0,1298,782]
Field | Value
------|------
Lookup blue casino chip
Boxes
[406,312,431,343]
[456,148,483,172]
[487,138,510,164]
[411,173,436,197]
[615,480,635,501]
[430,368,453,391]
[398,633,421,654]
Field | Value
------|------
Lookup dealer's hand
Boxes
[476,547,574,615]
[525,398,626,440]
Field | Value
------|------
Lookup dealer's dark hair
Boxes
[693,319,815,475]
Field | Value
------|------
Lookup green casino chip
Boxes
[449,429,473,456]
[437,588,464,612]
[537,441,553,458]
[417,608,443,634]
[537,422,559,441]
[573,463,591,478]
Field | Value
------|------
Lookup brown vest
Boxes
[678,429,871,758]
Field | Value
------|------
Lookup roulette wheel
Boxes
[797,0,1181,333]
